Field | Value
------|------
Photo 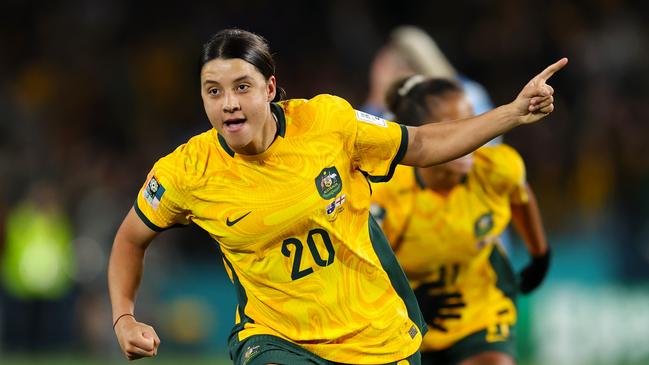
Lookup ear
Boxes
[266,75,277,102]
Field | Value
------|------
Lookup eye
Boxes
[207,87,220,96]
[237,84,250,92]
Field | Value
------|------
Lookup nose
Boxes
[223,91,241,113]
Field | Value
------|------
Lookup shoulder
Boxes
[474,144,526,188]
[279,94,356,134]
[280,94,353,115]
[308,94,353,108]
[476,144,523,166]
[390,164,417,190]
[154,129,217,178]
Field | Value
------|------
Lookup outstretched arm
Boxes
[401,58,568,167]
[108,207,161,360]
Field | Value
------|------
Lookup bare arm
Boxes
[108,207,161,360]
[401,58,568,167]
[510,183,548,257]
[510,183,551,294]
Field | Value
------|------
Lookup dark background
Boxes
[1,1,648,364]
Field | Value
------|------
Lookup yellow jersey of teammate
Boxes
[371,144,527,351]
[134,94,425,363]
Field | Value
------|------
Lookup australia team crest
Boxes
[474,211,494,238]
[315,166,342,199]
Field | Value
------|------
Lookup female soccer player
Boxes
[371,76,550,365]
[108,28,564,364]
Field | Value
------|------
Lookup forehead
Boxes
[425,92,473,121]
[200,58,263,83]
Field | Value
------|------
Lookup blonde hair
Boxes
[388,26,457,79]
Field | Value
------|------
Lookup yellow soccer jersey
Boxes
[371,144,528,351]
[134,94,425,363]
[369,164,416,247]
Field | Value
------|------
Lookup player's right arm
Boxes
[108,207,161,360]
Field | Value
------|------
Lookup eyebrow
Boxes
[203,75,253,86]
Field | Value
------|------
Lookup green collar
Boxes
[414,168,426,189]
[271,102,286,137]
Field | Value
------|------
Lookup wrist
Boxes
[498,103,524,128]
[533,247,550,259]
[113,313,135,330]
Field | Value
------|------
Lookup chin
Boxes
[221,133,249,149]
[446,155,474,175]
[229,138,252,151]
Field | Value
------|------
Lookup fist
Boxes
[114,315,161,361]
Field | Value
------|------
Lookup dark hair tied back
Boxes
[200,29,286,102]
[386,76,462,126]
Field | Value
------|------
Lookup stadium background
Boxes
[1,0,648,364]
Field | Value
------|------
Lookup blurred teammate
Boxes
[108,28,565,364]
[364,25,494,118]
[371,76,550,365]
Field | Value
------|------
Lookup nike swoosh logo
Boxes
[226,211,251,226]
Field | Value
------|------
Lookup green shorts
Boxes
[230,334,421,365]
[420,329,516,365]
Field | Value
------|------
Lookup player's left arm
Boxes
[510,183,551,294]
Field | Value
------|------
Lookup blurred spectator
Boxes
[0,181,76,351]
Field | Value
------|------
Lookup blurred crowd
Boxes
[1,0,648,357]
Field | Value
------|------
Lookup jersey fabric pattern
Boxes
[370,144,527,351]
[134,94,425,363]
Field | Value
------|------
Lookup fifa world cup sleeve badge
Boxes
[143,176,166,209]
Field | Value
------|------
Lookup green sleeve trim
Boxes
[133,201,165,232]
[368,124,409,183]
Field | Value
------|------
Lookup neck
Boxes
[417,166,464,195]
[234,106,278,155]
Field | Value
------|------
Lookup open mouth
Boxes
[223,118,246,131]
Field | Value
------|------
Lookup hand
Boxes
[114,315,161,360]
[519,248,551,294]
[511,58,568,125]
[413,279,466,332]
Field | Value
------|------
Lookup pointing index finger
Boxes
[537,57,568,82]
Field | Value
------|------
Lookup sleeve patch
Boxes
[143,176,166,209]
[355,110,387,127]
